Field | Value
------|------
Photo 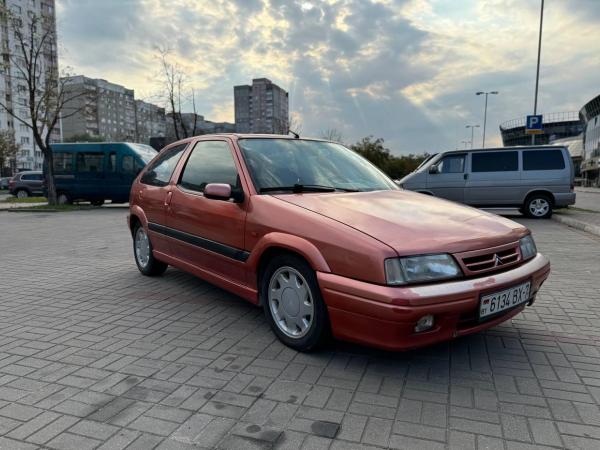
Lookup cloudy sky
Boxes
[55,0,600,154]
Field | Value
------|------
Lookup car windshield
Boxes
[238,139,397,193]
[131,144,158,163]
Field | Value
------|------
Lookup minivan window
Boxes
[438,154,465,173]
[53,153,73,173]
[76,152,104,172]
[179,141,238,192]
[472,151,518,172]
[122,155,144,174]
[108,152,117,172]
[523,149,565,170]
[140,143,187,187]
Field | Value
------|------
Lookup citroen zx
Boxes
[128,135,550,351]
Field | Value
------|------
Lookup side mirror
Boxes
[428,164,439,174]
[204,183,245,203]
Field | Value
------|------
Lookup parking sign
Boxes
[526,114,543,134]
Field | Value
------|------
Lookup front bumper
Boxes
[318,253,550,351]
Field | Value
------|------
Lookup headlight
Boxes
[520,235,537,260]
[385,254,462,285]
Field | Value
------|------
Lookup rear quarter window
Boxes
[472,151,518,172]
[523,149,565,170]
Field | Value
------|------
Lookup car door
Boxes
[165,139,248,286]
[137,143,188,254]
[74,151,105,200]
[101,146,120,202]
[426,153,466,202]
[22,173,44,195]
[464,150,521,205]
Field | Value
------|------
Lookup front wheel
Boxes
[261,254,329,351]
[524,194,553,219]
[133,223,168,276]
[57,192,72,205]
[91,199,105,206]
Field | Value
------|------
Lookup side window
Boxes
[437,154,465,173]
[140,144,187,187]
[21,173,42,180]
[53,153,73,173]
[472,151,518,172]
[108,152,117,172]
[523,150,565,170]
[179,141,239,193]
[76,152,104,172]
[122,155,134,173]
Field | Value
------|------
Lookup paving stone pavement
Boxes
[1,209,600,450]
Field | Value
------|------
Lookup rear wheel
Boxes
[16,189,29,199]
[524,194,553,219]
[91,199,105,206]
[261,254,328,351]
[133,223,168,276]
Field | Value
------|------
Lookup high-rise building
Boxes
[135,100,166,145]
[61,76,137,142]
[0,0,58,171]
[234,78,289,134]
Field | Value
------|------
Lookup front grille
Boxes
[455,242,521,276]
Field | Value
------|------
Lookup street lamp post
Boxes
[532,0,545,145]
[476,91,498,148]
[465,125,480,149]
[461,140,471,149]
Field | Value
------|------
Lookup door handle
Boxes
[164,191,173,207]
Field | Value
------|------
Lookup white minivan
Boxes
[398,146,576,219]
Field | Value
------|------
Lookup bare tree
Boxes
[320,128,343,143]
[156,47,199,142]
[0,130,20,176]
[0,7,85,204]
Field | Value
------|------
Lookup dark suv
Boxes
[8,171,44,198]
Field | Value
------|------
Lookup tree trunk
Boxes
[44,150,57,205]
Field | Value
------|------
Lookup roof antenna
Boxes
[288,129,300,139]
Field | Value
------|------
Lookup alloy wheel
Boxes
[134,227,150,269]
[529,198,550,217]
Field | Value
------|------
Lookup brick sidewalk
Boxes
[1,210,600,449]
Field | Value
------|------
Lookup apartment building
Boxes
[135,100,166,145]
[234,78,289,134]
[61,75,137,142]
[0,0,58,171]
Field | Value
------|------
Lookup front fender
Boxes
[246,232,331,273]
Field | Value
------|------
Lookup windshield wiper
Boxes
[259,184,359,193]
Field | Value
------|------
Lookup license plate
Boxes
[479,281,531,319]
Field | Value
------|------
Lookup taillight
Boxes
[570,184,574,192]
[8,180,14,188]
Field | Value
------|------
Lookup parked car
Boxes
[0,176,11,190]
[128,135,551,352]
[43,142,157,205]
[398,146,575,218]
[8,171,44,198]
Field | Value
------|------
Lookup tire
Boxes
[133,223,168,276]
[16,189,29,199]
[91,199,105,206]
[57,192,72,205]
[523,193,553,219]
[261,253,329,351]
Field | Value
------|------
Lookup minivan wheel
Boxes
[133,223,168,276]
[16,189,29,199]
[91,199,105,206]
[261,254,328,351]
[524,194,553,219]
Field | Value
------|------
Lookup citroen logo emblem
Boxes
[495,255,503,266]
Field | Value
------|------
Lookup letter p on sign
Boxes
[526,114,543,134]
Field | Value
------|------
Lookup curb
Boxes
[553,214,600,237]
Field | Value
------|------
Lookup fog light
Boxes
[415,315,434,333]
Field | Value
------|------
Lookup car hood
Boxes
[274,190,527,255]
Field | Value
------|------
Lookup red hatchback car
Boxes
[128,135,550,352]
